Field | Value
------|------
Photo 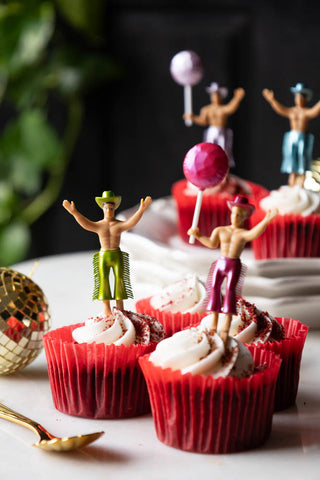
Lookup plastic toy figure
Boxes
[63,191,152,315]
[184,83,245,167]
[263,83,320,187]
[188,195,278,343]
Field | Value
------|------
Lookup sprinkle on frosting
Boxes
[205,297,285,344]
[72,309,165,346]
[149,323,254,379]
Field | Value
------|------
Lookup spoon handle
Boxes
[0,402,45,437]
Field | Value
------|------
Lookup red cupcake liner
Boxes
[139,346,281,454]
[135,297,205,337]
[43,324,158,418]
[172,179,268,244]
[253,317,308,411]
[251,209,320,258]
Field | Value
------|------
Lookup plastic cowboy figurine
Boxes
[188,195,278,343]
[184,82,245,167]
[263,82,320,187]
[63,191,152,315]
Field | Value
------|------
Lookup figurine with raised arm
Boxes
[184,83,245,167]
[188,195,278,343]
[63,191,152,315]
[263,83,320,187]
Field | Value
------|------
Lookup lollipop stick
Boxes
[189,189,203,244]
[184,85,192,127]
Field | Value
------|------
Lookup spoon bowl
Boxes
[0,402,104,452]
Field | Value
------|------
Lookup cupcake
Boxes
[172,175,269,244]
[251,185,320,258]
[43,309,165,418]
[209,297,308,410]
[135,274,207,336]
[139,323,281,454]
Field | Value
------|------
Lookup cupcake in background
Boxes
[135,274,207,336]
[43,309,165,418]
[203,297,308,410]
[251,185,320,258]
[172,176,269,244]
[139,322,281,454]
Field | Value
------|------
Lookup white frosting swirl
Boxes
[72,309,165,346]
[207,298,285,345]
[149,324,254,379]
[260,185,320,216]
[149,274,206,313]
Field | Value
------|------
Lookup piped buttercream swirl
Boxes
[149,323,254,379]
[260,185,320,216]
[149,274,206,313]
[202,298,285,345]
[72,309,165,346]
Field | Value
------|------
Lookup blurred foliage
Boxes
[0,0,119,265]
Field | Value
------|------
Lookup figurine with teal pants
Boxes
[263,83,320,187]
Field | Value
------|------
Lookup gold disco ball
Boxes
[0,267,50,375]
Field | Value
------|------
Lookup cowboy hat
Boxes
[205,82,228,99]
[290,82,313,101]
[95,191,122,209]
[227,195,255,217]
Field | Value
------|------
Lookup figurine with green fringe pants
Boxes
[63,191,152,315]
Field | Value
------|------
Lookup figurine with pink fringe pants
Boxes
[188,196,278,344]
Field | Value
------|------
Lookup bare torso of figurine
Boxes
[288,107,309,132]
[214,226,247,258]
[200,105,229,128]
[95,220,123,250]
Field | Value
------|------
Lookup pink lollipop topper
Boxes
[183,143,229,243]
[170,50,204,126]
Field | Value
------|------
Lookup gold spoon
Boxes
[0,402,104,452]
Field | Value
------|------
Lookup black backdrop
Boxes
[29,0,320,258]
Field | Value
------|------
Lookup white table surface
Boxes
[0,249,319,480]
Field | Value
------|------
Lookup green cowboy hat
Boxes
[95,190,122,209]
[290,82,313,101]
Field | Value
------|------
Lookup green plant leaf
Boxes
[0,220,31,266]
[0,1,55,77]
[0,182,18,223]
[54,0,107,42]
[0,109,62,195]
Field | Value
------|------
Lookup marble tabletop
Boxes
[0,248,318,479]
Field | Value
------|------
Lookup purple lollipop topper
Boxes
[183,143,229,244]
[183,143,229,191]
[170,50,204,87]
[170,50,204,127]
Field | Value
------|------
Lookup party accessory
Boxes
[95,190,122,209]
[0,267,50,375]
[170,50,204,126]
[183,142,229,243]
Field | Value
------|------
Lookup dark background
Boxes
[30,0,320,258]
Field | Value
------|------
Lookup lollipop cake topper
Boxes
[183,142,229,190]
[170,50,204,126]
[183,143,229,243]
